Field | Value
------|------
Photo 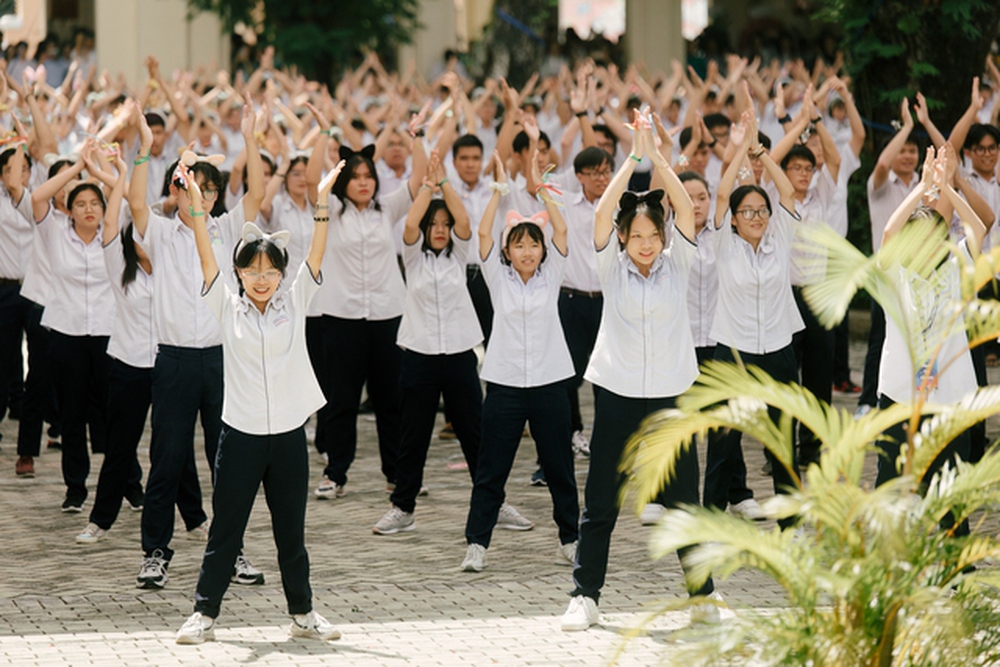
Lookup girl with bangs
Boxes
[460,150,579,573]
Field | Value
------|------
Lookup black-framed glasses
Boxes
[972,144,998,155]
[736,208,770,221]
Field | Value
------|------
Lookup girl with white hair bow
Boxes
[174,155,347,645]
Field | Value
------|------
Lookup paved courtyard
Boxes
[0,331,994,665]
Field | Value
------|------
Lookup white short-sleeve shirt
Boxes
[869,170,920,253]
[479,241,574,387]
[103,233,156,368]
[20,205,63,306]
[687,223,719,347]
[710,205,805,353]
[397,231,483,355]
[585,230,699,398]
[203,261,326,435]
[561,190,602,293]
[308,186,411,320]
[0,188,32,280]
[37,217,115,336]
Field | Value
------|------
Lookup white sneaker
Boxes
[640,503,666,526]
[689,590,725,625]
[289,610,341,641]
[854,404,872,420]
[461,543,487,572]
[315,476,346,499]
[571,430,590,458]
[176,612,215,645]
[557,541,577,566]
[496,502,534,531]
[729,498,766,521]
[76,523,107,544]
[560,595,599,631]
[373,506,415,535]
[186,520,210,541]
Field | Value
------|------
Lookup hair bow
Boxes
[43,151,81,168]
[618,189,665,215]
[241,221,290,251]
[180,149,225,167]
[338,144,375,163]
[501,210,549,247]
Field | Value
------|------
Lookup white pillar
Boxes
[399,0,458,80]
[625,0,684,73]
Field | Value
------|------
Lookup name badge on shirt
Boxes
[209,226,223,246]
[272,314,289,327]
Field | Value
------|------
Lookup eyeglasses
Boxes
[580,168,612,178]
[736,208,770,221]
[972,144,999,155]
[201,189,219,199]
[241,269,282,281]
[786,165,815,174]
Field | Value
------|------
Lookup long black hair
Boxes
[615,190,666,249]
[331,145,380,214]
[500,221,547,266]
[121,223,141,293]
[419,199,456,256]
[167,159,228,217]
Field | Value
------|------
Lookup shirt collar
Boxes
[236,287,289,315]
[624,251,666,277]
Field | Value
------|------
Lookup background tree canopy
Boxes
[186,0,420,82]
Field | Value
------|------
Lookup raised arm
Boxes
[430,150,470,240]
[102,156,128,246]
[913,91,947,149]
[306,160,343,279]
[404,163,435,247]
[831,77,865,158]
[240,93,266,221]
[715,111,754,228]
[182,163,219,287]
[31,153,85,222]
[883,147,933,244]
[946,77,983,154]
[595,125,643,248]
[303,102,329,205]
[531,146,567,255]
[128,101,154,237]
[645,122,694,242]
[873,98,915,191]
[479,151,507,261]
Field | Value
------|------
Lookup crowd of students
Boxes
[0,44,994,641]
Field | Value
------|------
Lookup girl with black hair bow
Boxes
[175,158,346,645]
[561,118,720,631]
[309,134,426,500]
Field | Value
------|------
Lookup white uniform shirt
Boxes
[37,218,115,336]
[0,189,33,279]
[687,223,718,347]
[826,149,861,238]
[204,261,326,435]
[449,176,494,264]
[710,206,805,353]
[561,190,602,293]
[479,242,574,387]
[103,233,156,368]
[963,168,1000,253]
[585,233,699,398]
[136,204,245,347]
[376,160,412,256]
[265,191,314,279]
[397,232,483,354]
[20,205,62,306]
[767,167,835,286]
[309,185,411,320]
[869,170,920,253]
[878,241,976,404]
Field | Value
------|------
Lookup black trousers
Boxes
[16,303,59,457]
[465,381,580,548]
[833,311,851,385]
[875,395,970,536]
[557,290,602,433]
[392,349,482,513]
[305,316,329,455]
[703,344,800,527]
[141,345,221,560]
[859,299,885,408]
[792,287,834,461]
[466,266,494,346]
[571,388,713,602]
[48,331,110,501]
[194,424,312,619]
[0,283,28,425]
[320,315,402,486]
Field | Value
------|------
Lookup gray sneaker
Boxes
[373,506,415,535]
[496,502,534,531]
[461,543,487,572]
[290,610,341,641]
[231,554,264,585]
[136,550,169,589]
[176,612,215,645]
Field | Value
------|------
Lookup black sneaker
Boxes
[231,554,265,585]
[61,493,86,513]
[136,550,169,589]
[125,487,145,512]
[530,467,547,487]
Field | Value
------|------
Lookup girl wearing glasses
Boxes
[561,119,720,632]
[702,110,802,527]
[174,154,346,645]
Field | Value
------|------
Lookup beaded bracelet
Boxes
[628,153,642,163]
[436,177,448,187]
[314,216,330,222]
[574,111,588,118]
[420,184,434,194]
[189,210,205,217]
[133,154,151,166]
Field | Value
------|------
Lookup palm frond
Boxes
[907,386,1000,480]
[960,297,1000,350]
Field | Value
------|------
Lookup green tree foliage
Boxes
[476,0,559,88]
[187,0,420,83]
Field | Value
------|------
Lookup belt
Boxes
[0,278,22,286]
[560,287,602,299]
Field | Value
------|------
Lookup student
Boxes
[561,120,721,632]
[701,111,802,526]
[26,139,115,511]
[461,151,579,572]
[310,138,425,500]
[174,157,344,645]
[373,153,531,535]
[129,95,265,590]
[874,146,984,492]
